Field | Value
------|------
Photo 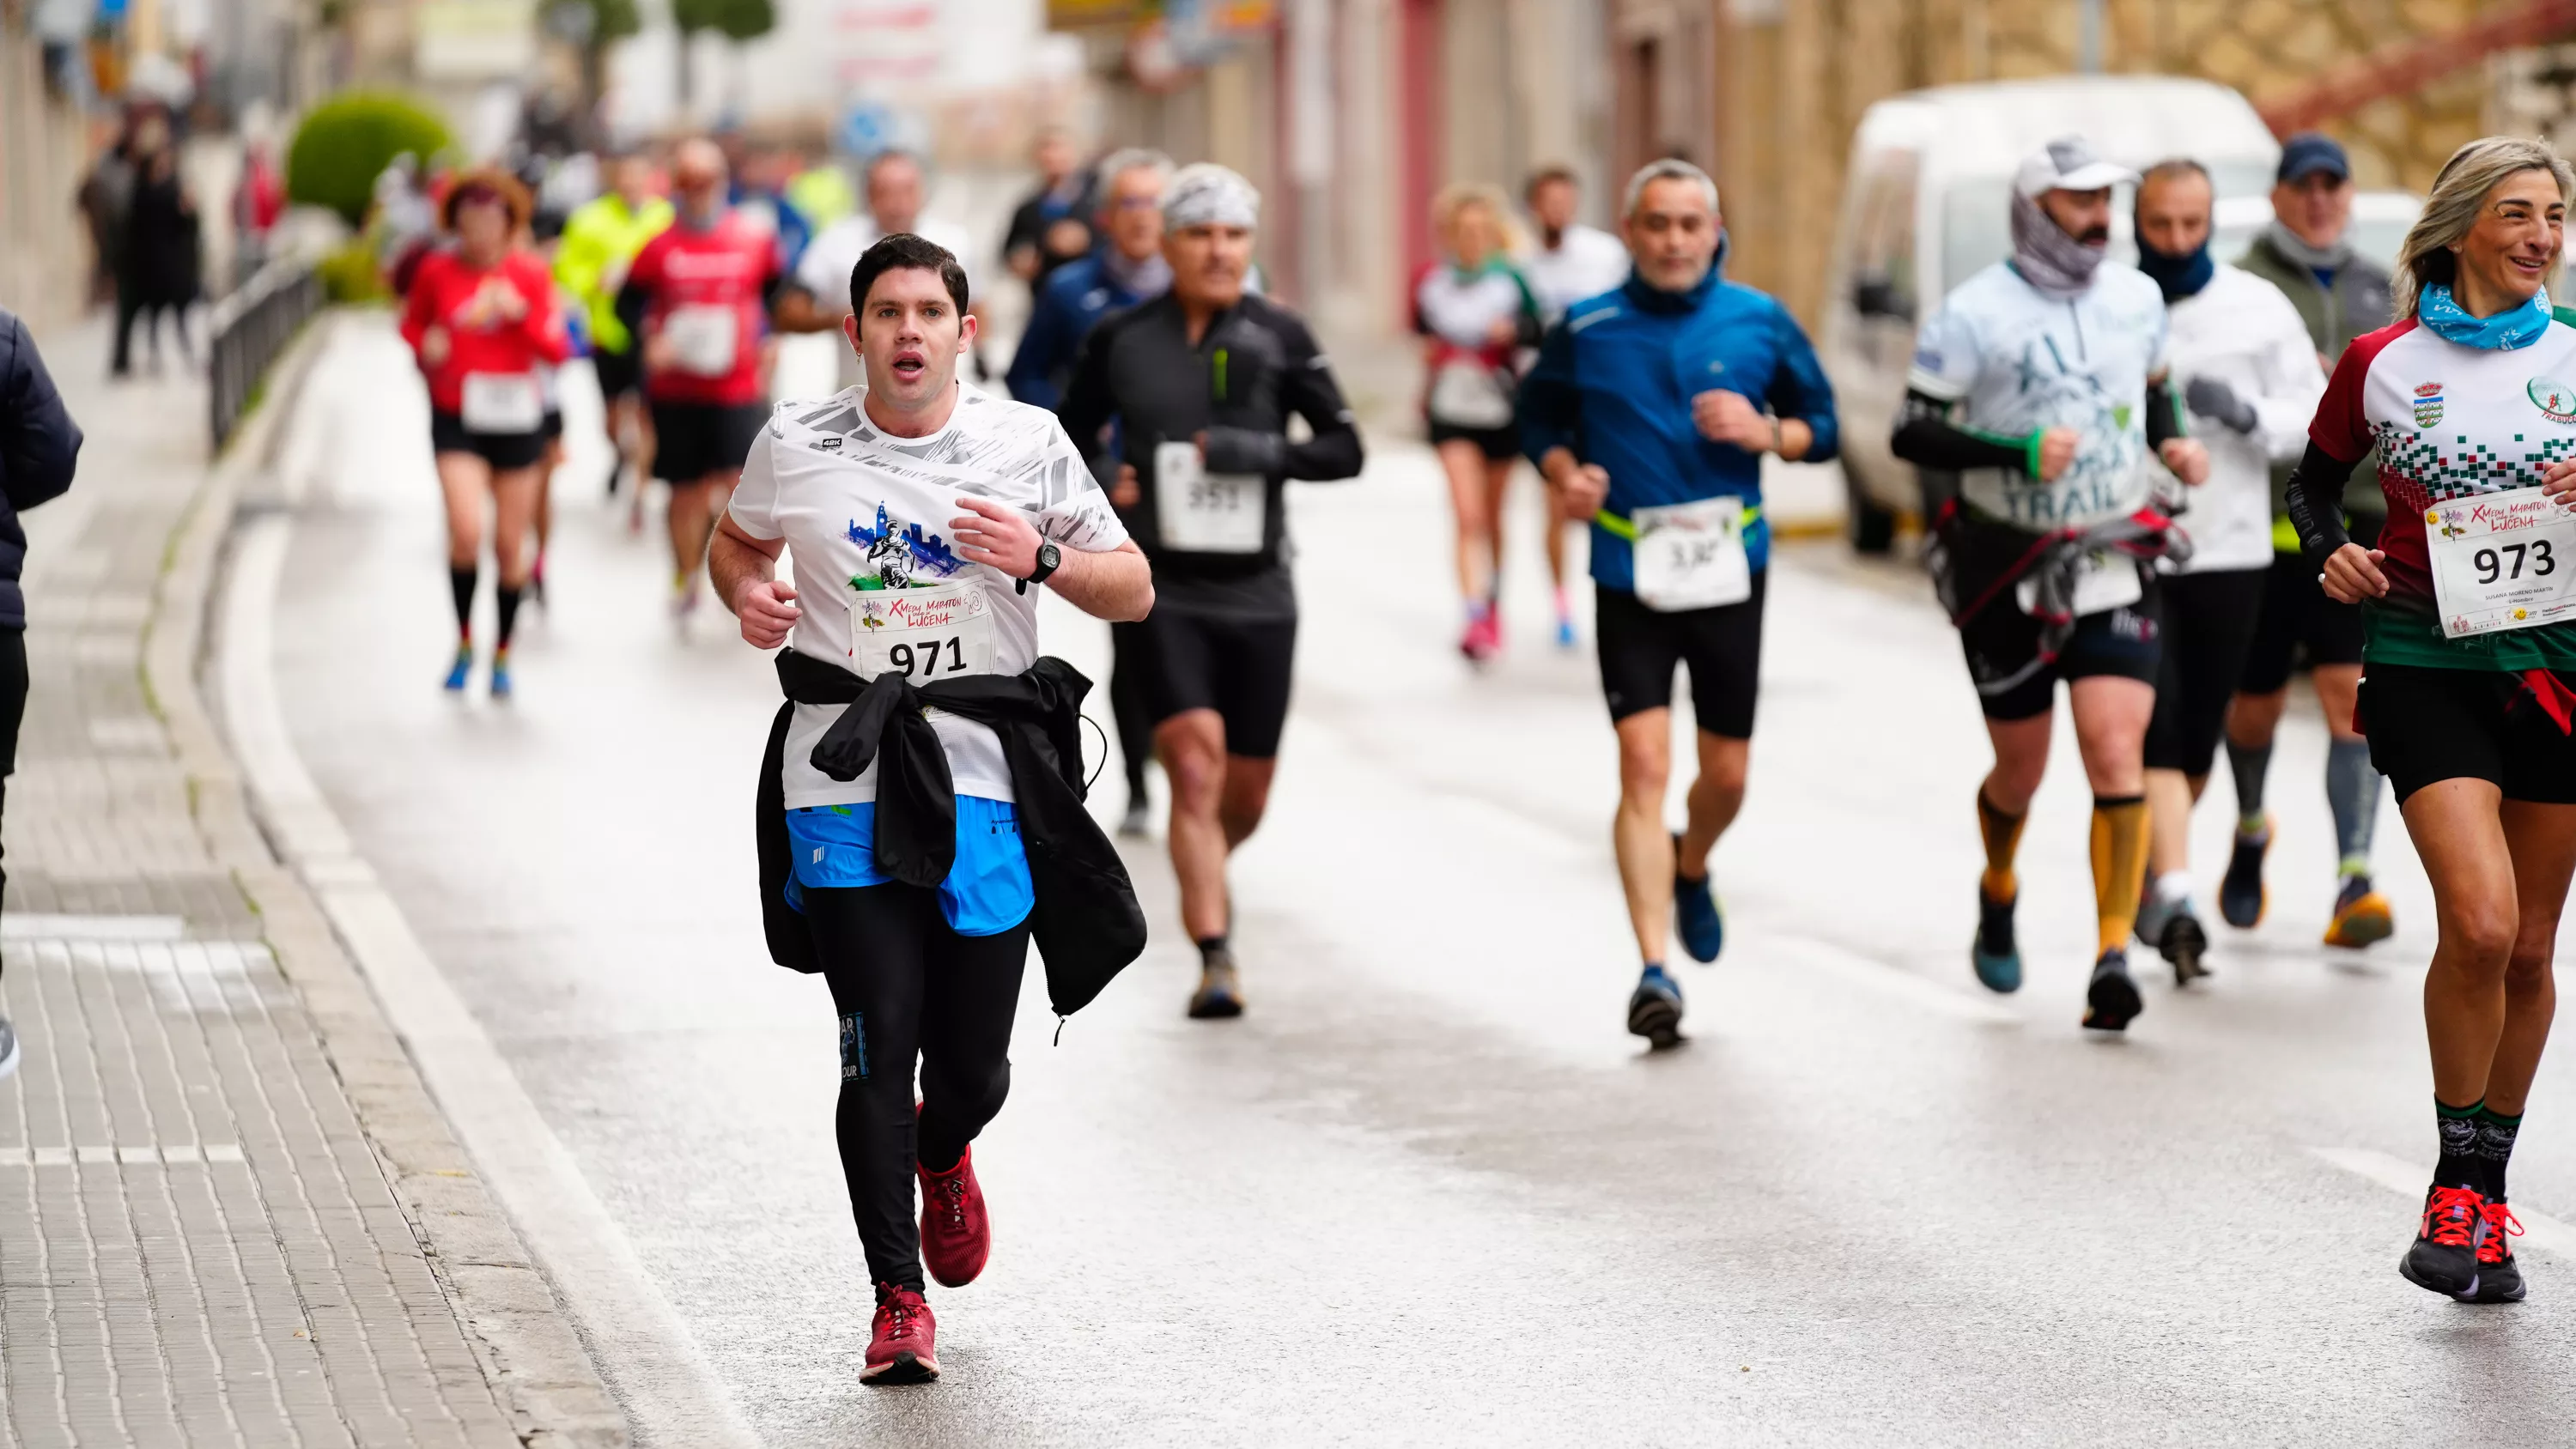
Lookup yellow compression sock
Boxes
[1978,788,2027,902]
[2090,795,2151,955]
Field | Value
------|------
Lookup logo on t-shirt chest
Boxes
[2414,382,2445,428]
[2530,376,2576,423]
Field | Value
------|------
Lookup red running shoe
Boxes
[2398,1183,2488,1300]
[918,1144,992,1288]
[862,1283,939,1384]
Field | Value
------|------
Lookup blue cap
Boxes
[2278,133,2351,185]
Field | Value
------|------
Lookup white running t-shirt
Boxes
[728,382,1129,808]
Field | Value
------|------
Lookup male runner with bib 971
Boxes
[1519,158,1838,1050]
[712,233,1152,1384]
[1892,137,2210,1033]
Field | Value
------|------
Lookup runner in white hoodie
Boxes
[2127,160,2327,980]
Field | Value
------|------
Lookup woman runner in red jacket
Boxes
[400,169,569,698]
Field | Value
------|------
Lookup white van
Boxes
[1820,77,2286,551]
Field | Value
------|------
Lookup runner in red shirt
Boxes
[617,137,785,620]
[400,168,568,699]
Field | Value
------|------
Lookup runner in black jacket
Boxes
[1055,162,1364,1020]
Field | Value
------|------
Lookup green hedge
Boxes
[287,93,453,228]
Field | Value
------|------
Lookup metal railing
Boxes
[208,261,325,449]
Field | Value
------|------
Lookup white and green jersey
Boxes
[1909,260,2171,530]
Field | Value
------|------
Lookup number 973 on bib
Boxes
[2427,485,2576,639]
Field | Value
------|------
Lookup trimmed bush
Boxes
[314,240,389,304]
[287,93,453,228]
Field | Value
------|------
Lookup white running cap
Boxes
[2014,136,2138,198]
[1163,162,1261,232]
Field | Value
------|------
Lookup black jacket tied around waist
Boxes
[757,650,1146,1018]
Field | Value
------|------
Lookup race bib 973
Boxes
[849,581,998,682]
[2427,486,2576,639]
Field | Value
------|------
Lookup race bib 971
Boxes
[849,581,998,682]
[2427,485,2576,639]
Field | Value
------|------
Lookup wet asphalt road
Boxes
[258,318,2576,1446]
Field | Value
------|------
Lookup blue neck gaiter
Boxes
[2419,282,2554,350]
[2136,237,2215,302]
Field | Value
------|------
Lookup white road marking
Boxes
[2310,1146,2576,1258]
[223,510,759,1448]
[1770,932,2023,1025]
[2,914,185,942]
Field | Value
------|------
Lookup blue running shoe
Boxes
[1672,834,1723,964]
[442,644,473,693]
[489,649,513,701]
[1627,966,1684,1049]
[1971,886,2022,993]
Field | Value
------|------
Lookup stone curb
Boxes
[143,314,633,1449]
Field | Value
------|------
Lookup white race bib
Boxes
[1155,440,1265,554]
[2016,549,2145,618]
[665,304,739,378]
[459,372,544,434]
[848,580,998,682]
[1428,358,1515,430]
[2426,486,2576,639]
[1631,497,1753,611]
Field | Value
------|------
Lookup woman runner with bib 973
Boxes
[2294,136,2576,1304]
[400,168,569,699]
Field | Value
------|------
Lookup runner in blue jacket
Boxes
[1518,157,1837,1048]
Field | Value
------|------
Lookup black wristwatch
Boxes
[1017,541,1061,595]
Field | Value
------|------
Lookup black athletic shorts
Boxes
[1595,573,1765,737]
[2357,663,2576,804]
[650,400,768,483]
[1941,518,2162,722]
[2240,512,2380,694]
[2146,567,2269,776]
[429,410,549,471]
[540,408,563,442]
[1115,607,1297,760]
[593,344,641,401]
[1428,420,1521,462]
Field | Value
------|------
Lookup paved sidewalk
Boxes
[0,315,616,1446]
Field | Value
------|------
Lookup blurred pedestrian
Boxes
[401,169,570,699]
[110,111,200,378]
[232,128,287,285]
[1005,146,1173,836]
[617,138,781,620]
[76,114,138,309]
[557,151,673,514]
[1521,164,1631,324]
[1002,126,1092,294]
[1417,183,1543,660]
[0,306,87,1079]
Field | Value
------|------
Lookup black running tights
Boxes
[807,882,1030,1292]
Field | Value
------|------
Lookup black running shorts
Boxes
[2239,512,2379,695]
[1594,573,1765,737]
[2145,567,2268,776]
[1941,518,2162,722]
[650,400,768,484]
[1115,606,1298,760]
[2356,663,2576,805]
[593,343,642,401]
[429,410,549,471]
[1427,420,1521,462]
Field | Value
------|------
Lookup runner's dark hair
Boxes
[849,233,971,319]
[1524,163,1579,201]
